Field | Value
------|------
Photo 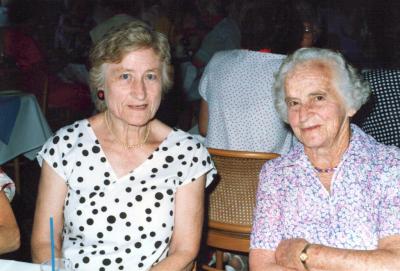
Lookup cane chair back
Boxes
[202,148,279,271]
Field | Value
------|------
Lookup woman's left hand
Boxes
[275,238,309,270]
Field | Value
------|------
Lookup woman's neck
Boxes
[104,110,151,149]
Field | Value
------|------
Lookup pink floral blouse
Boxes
[251,125,400,250]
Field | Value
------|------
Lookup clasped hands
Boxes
[275,238,310,271]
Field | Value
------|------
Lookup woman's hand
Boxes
[275,238,309,270]
[274,236,400,271]
[250,249,300,271]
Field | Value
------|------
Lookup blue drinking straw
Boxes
[50,217,55,271]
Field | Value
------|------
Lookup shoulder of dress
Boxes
[350,130,400,169]
[50,119,89,144]
[163,129,202,146]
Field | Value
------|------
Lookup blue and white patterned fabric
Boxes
[354,69,400,148]
[199,50,293,154]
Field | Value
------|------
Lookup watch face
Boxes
[300,252,308,262]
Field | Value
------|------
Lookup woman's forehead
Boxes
[284,60,339,96]
[106,50,161,70]
[292,60,332,75]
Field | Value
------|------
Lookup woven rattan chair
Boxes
[202,148,279,271]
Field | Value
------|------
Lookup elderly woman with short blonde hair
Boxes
[250,48,400,271]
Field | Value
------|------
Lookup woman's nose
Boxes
[299,103,311,122]
[131,79,146,100]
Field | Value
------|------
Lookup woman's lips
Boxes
[128,104,147,110]
[301,125,320,132]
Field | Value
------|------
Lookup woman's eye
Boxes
[314,95,325,101]
[120,73,130,80]
[287,100,299,108]
[146,73,157,81]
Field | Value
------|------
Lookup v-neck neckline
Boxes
[84,119,175,181]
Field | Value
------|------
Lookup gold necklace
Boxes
[104,110,150,149]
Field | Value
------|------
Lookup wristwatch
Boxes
[299,243,312,271]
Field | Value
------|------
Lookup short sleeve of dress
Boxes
[250,161,284,250]
[175,135,217,188]
[36,125,75,183]
[0,169,15,201]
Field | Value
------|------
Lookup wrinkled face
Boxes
[284,61,355,150]
[104,48,162,126]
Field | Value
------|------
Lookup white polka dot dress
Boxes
[37,119,216,271]
[199,50,293,154]
[357,69,400,148]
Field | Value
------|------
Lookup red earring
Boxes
[97,90,105,100]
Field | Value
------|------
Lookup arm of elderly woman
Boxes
[250,249,299,271]
[31,161,67,263]
[150,175,205,271]
[250,235,400,271]
[0,191,20,255]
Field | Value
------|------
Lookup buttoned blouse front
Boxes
[251,125,400,251]
[38,119,216,271]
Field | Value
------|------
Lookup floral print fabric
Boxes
[251,124,400,250]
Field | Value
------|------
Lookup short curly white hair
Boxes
[273,47,370,122]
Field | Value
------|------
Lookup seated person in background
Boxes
[184,0,242,102]
[31,21,216,271]
[0,168,20,255]
[54,0,95,63]
[4,0,92,113]
[353,69,400,148]
[198,0,312,153]
[250,48,400,271]
[191,0,241,70]
[90,0,137,44]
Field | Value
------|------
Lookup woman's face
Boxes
[104,48,162,127]
[284,61,355,151]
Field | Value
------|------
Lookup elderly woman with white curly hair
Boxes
[250,48,400,271]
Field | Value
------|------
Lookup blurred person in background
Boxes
[198,0,318,154]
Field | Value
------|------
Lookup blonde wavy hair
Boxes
[89,20,173,112]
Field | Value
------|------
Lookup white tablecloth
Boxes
[0,259,40,271]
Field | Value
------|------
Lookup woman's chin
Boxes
[299,137,327,150]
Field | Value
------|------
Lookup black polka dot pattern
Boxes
[354,69,400,148]
[37,119,216,270]
[198,50,293,154]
